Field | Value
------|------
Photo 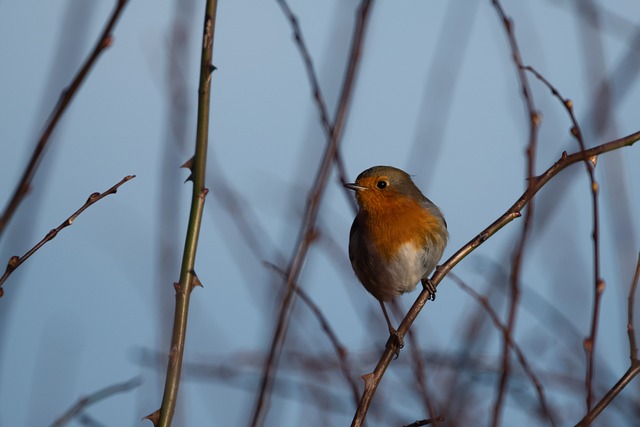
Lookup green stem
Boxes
[154,1,218,426]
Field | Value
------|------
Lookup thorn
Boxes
[142,410,160,425]
[181,157,194,171]
[181,157,195,183]
[192,273,203,289]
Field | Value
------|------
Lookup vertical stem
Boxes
[155,1,218,426]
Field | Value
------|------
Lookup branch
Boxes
[263,260,361,406]
[450,272,557,426]
[628,253,640,363]
[523,62,604,414]
[274,0,355,210]
[490,2,541,426]
[0,175,135,295]
[402,417,446,427]
[50,377,141,427]
[149,1,218,426]
[0,0,130,237]
[248,2,373,426]
[349,129,640,427]
[574,253,640,426]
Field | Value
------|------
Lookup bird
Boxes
[344,165,448,347]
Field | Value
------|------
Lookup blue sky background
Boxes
[1,0,639,426]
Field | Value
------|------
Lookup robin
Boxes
[345,165,448,346]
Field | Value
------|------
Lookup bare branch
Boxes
[50,377,141,427]
[0,175,135,295]
[450,272,557,426]
[0,0,130,237]
[575,255,640,426]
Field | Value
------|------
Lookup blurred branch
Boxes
[350,129,640,426]
[490,2,541,426]
[263,261,361,406]
[405,324,438,422]
[574,254,640,426]
[628,254,640,363]
[275,0,354,210]
[0,0,130,238]
[0,175,135,296]
[402,417,446,427]
[388,301,438,421]
[148,1,218,426]
[450,272,557,426]
[248,1,373,426]
[49,377,141,427]
[276,0,332,144]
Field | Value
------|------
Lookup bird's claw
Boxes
[386,326,404,358]
[422,278,437,301]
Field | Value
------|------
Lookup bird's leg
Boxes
[379,301,403,355]
[421,277,437,301]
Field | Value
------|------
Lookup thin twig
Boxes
[248,2,373,426]
[209,168,361,406]
[574,254,640,426]
[402,417,446,427]
[389,301,438,422]
[522,62,604,412]
[489,2,541,426]
[50,377,141,427]
[349,128,640,427]
[0,175,135,295]
[150,1,218,426]
[628,253,640,363]
[0,0,130,237]
[406,327,438,423]
[449,272,557,426]
[275,0,332,141]
[274,0,355,210]
[263,261,361,406]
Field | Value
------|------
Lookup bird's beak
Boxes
[344,182,366,191]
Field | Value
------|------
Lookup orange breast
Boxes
[363,194,440,260]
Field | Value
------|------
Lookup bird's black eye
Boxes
[376,180,388,189]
